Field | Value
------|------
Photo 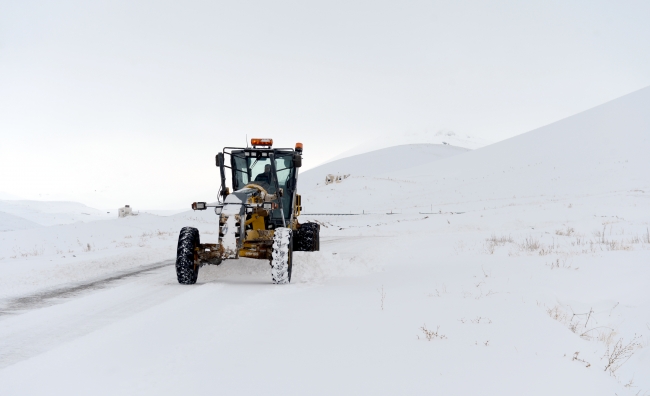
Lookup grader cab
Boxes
[175,139,320,284]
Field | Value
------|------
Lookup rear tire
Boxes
[176,227,200,284]
[271,227,293,284]
[294,222,320,252]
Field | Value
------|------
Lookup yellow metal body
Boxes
[234,184,302,259]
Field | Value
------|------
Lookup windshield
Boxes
[231,151,294,196]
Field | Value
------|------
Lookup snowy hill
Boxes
[303,87,650,214]
[0,200,111,228]
[298,143,469,195]
[324,129,490,163]
[0,212,42,232]
[1,89,650,395]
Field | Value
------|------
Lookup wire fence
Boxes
[302,211,465,216]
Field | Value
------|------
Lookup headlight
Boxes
[246,207,253,213]
[263,202,272,210]
[192,202,207,210]
[215,206,223,215]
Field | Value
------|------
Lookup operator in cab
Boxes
[254,164,273,185]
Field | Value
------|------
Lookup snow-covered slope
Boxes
[324,129,490,163]
[0,200,111,227]
[0,212,42,232]
[303,87,650,214]
[298,143,469,195]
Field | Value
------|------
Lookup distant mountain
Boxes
[321,130,490,164]
[0,200,110,227]
[0,211,42,232]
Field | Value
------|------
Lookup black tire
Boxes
[294,223,320,252]
[176,227,200,284]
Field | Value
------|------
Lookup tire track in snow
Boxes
[0,263,196,369]
[0,260,174,315]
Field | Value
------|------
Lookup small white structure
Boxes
[325,174,350,185]
[118,205,134,218]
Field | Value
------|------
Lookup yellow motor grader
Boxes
[176,138,320,284]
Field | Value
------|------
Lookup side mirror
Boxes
[216,153,224,167]
[293,153,302,168]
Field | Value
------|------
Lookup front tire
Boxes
[176,227,200,284]
[271,227,293,284]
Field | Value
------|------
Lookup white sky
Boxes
[1,0,649,209]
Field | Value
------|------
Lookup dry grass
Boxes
[487,234,514,245]
[419,324,447,341]
[470,316,492,324]
[597,328,618,345]
[546,258,577,270]
[603,335,643,375]
[16,246,45,258]
[572,351,591,368]
[546,305,601,340]
[484,234,514,254]
[497,223,649,257]
[555,226,575,236]
[547,305,583,335]
[520,236,542,251]
[546,304,644,375]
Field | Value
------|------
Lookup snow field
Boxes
[1,198,648,394]
[1,87,649,394]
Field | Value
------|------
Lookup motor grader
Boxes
[175,138,320,284]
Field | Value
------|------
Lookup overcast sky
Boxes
[1,0,649,209]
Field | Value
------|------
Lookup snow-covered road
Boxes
[1,202,649,394]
